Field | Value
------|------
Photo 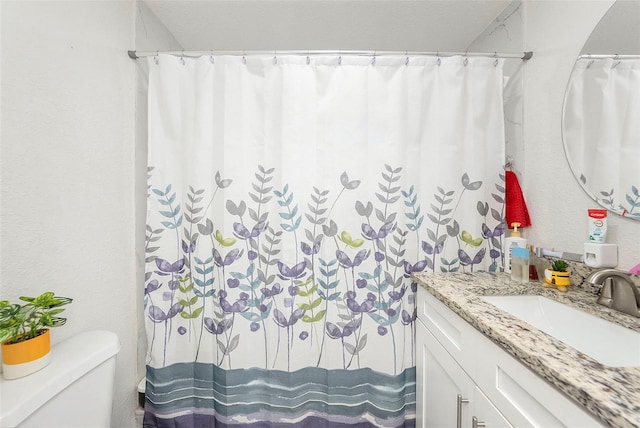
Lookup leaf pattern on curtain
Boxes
[143,54,507,427]
[145,165,505,370]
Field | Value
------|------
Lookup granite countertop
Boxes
[412,272,640,428]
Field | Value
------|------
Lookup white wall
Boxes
[522,1,640,270]
[1,1,137,426]
[470,0,639,271]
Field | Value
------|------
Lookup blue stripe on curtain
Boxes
[143,365,416,428]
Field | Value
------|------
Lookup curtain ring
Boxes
[371,52,376,66]
[242,52,247,65]
[273,52,278,65]
[437,57,441,66]
[405,51,409,66]
[209,51,215,64]
[338,55,342,65]
[306,55,310,65]
[153,50,159,65]
[463,57,468,67]
[180,51,185,66]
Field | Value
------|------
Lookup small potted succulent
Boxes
[0,292,72,379]
[544,260,571,291]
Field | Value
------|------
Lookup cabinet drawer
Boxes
[473,330,603,428]
[417,287,476,372]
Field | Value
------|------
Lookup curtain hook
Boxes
[371,51,376,66]
[505,155,514,170]
[242,51,247,65]
[153,50,159,65]
[209,51,215,64]
[180,50,185,66]
[273,49,278,65]
[405,51,409,66]
[338,55,342,65]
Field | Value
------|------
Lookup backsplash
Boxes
[540,256,640,295]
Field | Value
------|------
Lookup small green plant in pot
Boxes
[0,292,72,379]
[550,260,569,272]
[544,260,571,292]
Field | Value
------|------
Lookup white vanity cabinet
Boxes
[416,287,603,428]
[417,318,512,427]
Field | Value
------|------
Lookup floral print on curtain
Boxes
[143,54,506,428]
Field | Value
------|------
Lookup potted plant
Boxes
[544,260,571,291]
[0,292,72,379]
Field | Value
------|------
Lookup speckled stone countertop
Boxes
[412,271,640,428]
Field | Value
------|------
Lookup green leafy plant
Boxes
[0,292,72,345]
[550,260,569,272]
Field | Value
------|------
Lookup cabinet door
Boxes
[417,318,473,428]
[472,387,513,428]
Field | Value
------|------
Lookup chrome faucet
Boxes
[587,269,640,318]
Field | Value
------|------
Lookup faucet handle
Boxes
[596,278,614,307]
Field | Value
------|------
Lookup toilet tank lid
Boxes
[0,330,120,428]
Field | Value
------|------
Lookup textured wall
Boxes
[470,1,639,271]
[522,1,640,271]
[1,1,137,426]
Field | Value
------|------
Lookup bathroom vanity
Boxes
[412,272,640,428]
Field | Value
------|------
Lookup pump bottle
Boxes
[504,222,527,273]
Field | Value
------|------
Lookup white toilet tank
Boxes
[0,330,120,428]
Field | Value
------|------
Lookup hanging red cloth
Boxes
[505,170,531,228]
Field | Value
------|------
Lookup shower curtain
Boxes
[143,54,506,427]
[563,57,640,217]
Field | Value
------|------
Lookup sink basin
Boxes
[481,295,640,367]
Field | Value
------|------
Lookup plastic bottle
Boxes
[511,247,530,283]
[504,222,527,273]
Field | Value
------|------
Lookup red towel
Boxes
[505,170,531,228]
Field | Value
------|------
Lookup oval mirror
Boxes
[562,0,640,220]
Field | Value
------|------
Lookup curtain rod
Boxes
[579,54,640,60]
[127,50,533,60]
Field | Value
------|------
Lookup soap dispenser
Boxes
[504,222,527,273]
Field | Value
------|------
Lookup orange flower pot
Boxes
[2,329,51,379]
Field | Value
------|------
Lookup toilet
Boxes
[0,330,120,428]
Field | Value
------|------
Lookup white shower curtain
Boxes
[564,57,640,217]
[143,54,506,427]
